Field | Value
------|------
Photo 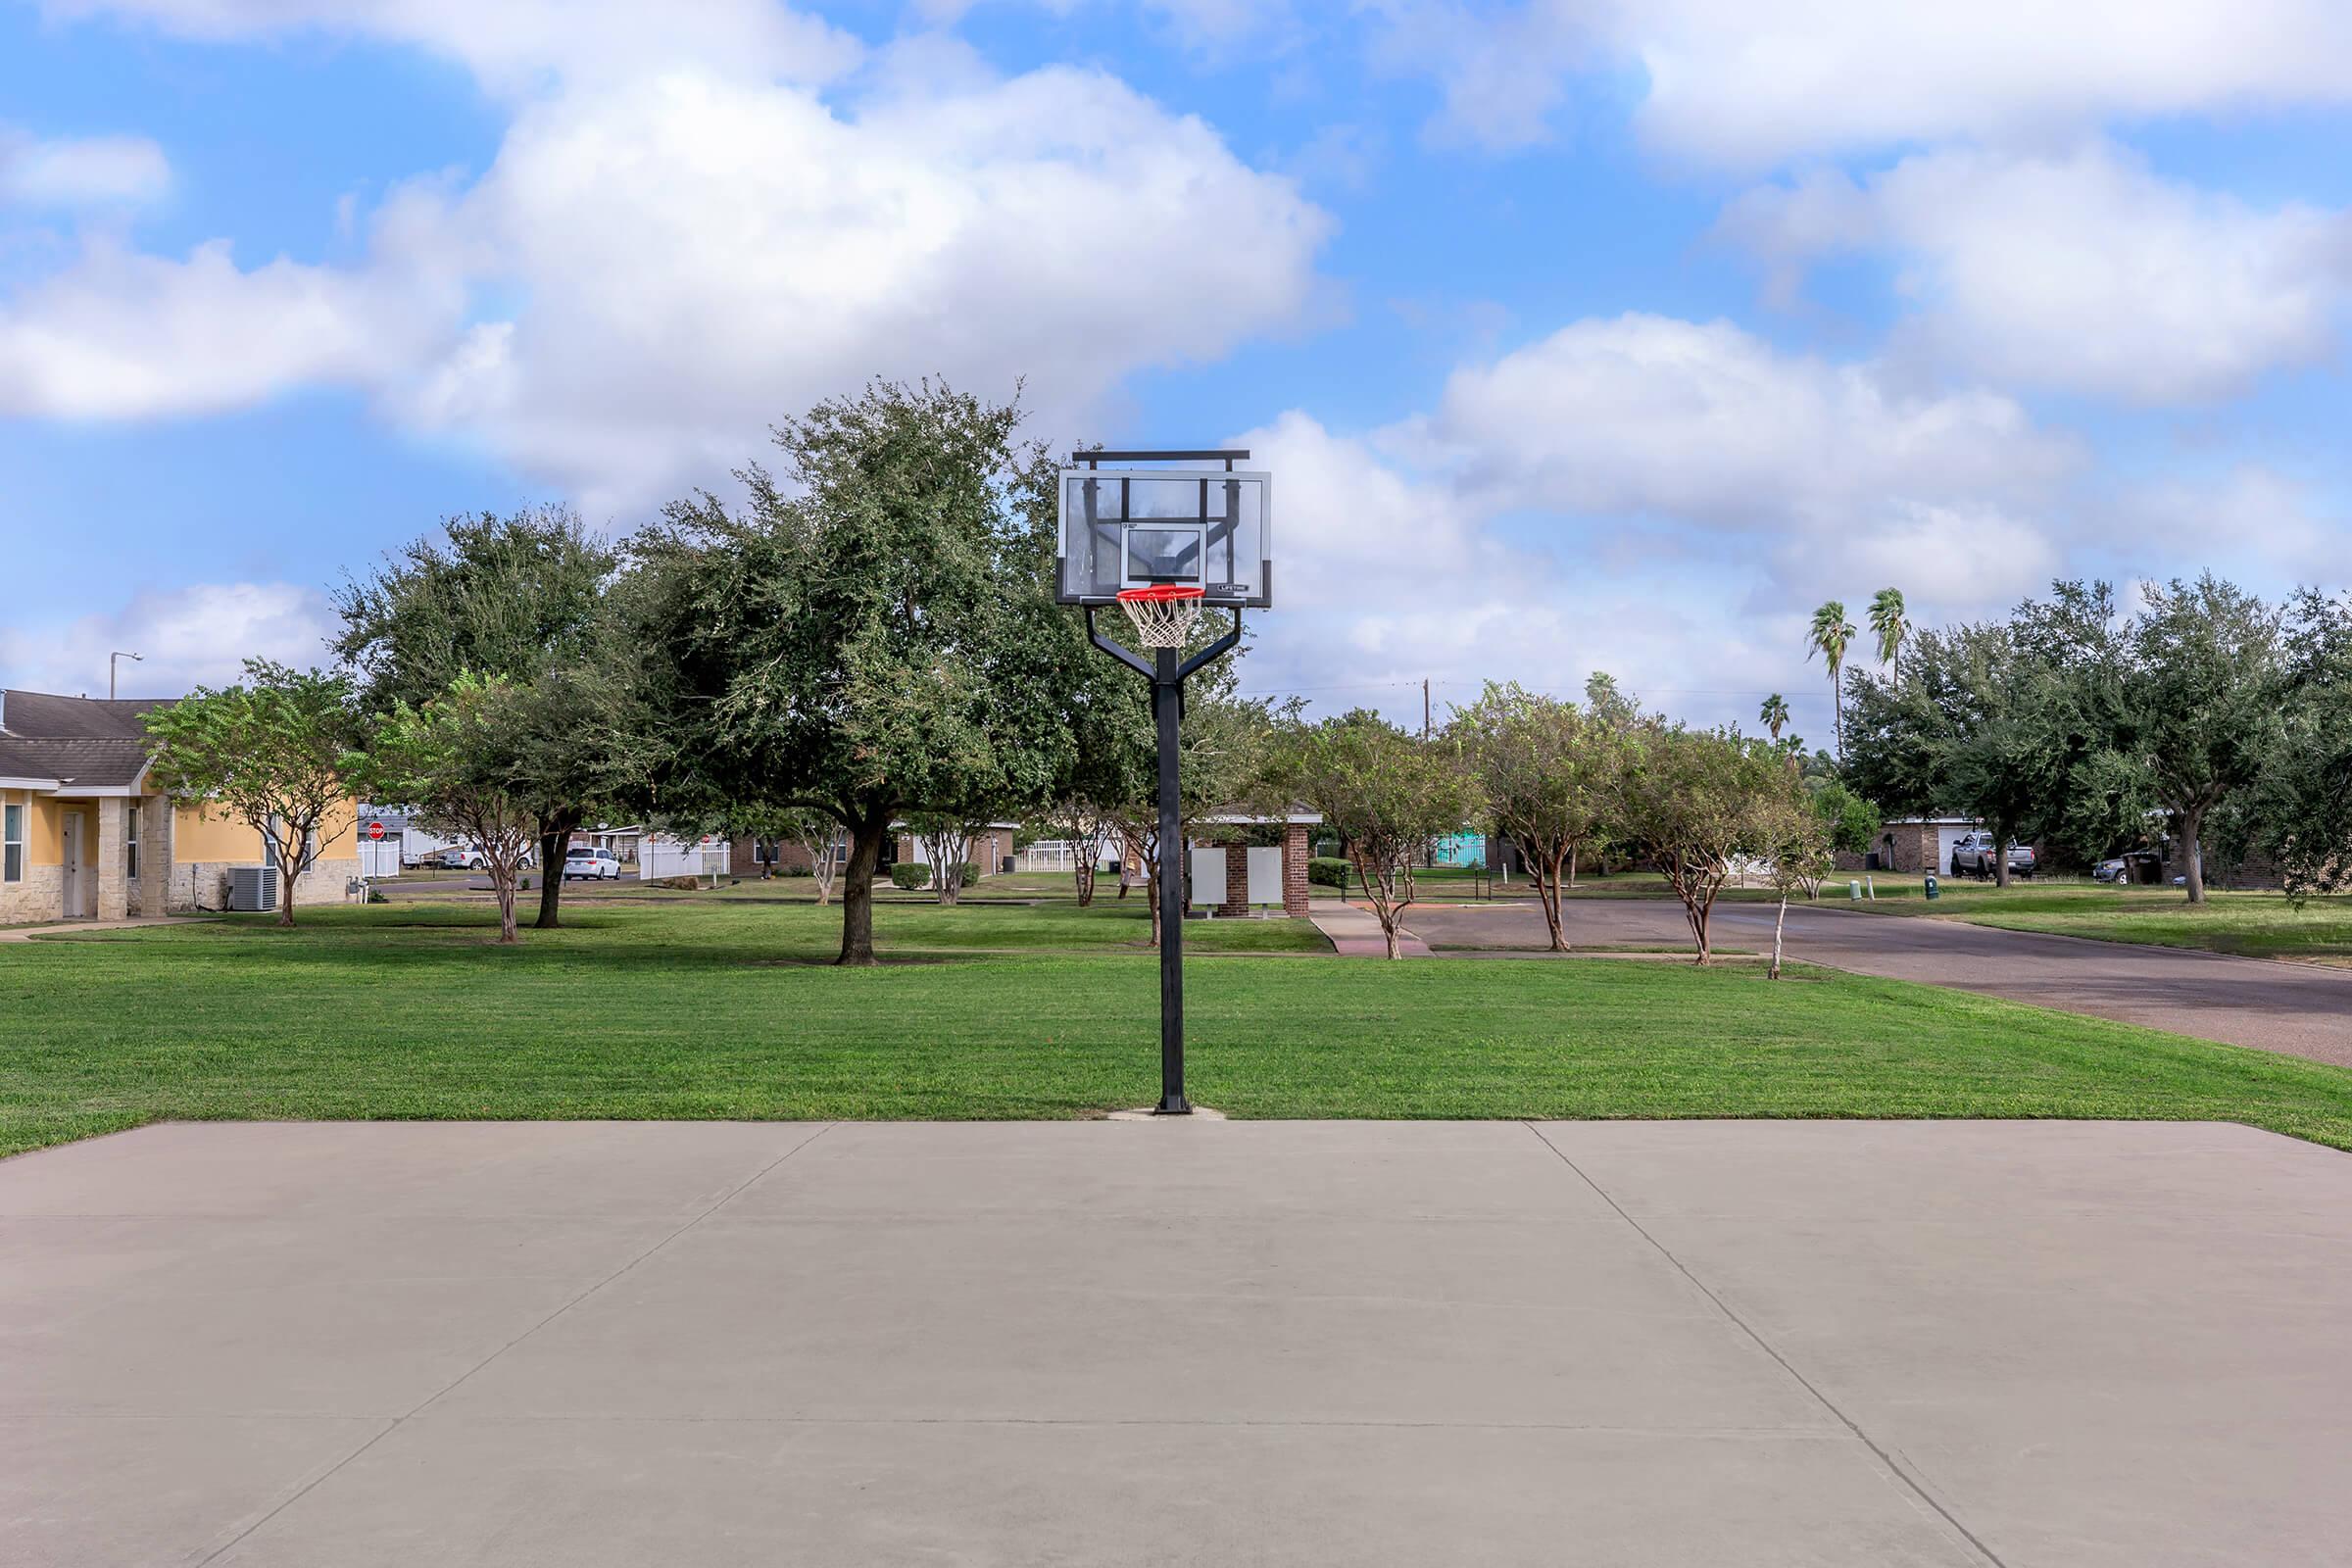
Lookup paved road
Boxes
[6,1119,2349,1566]
[1406,898,2352,1067]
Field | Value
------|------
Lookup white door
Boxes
[61,810,87,917]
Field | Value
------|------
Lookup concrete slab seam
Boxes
[1520,1122,2011,1568]
[188,1121,841,1565]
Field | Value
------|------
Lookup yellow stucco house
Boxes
[0,689,361,924]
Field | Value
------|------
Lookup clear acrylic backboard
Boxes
[1056,466,1271,608]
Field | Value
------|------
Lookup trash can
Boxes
[1924,873,1939,901]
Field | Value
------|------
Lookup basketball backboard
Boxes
[1056,458,1271,609]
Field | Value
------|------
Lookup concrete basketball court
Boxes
[6,1119,2349,1567]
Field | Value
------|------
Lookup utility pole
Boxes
[1423,677,1431,740]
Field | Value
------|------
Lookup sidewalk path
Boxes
[0,916,215,943]
[1306,898,1432,956]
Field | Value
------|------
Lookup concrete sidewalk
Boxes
[1306,896,1432,956]
[6,1118,2349,1566]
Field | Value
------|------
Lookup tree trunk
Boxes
[838,812,888,966]
[1771,892,1788,979]
[1538,848,1568,953]
[1074,856,1095,906]
[534,809,581,929]
[277,858,298,928]
[1991,821,2013,889]
[495,877,519,944]
[2180,809,2206,905]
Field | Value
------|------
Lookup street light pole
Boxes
[109,651,143,701]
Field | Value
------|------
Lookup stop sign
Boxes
[368,821,385,841]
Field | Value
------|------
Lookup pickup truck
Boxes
[1950,831,2035,879]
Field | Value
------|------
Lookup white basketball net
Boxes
[1117,589,1205,648]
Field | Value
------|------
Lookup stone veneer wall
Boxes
[0,863,65,925]
[168,858,365,914]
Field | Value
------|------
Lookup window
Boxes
[125,804,140,881]
[263,817,278,870]
[3,802,21,884]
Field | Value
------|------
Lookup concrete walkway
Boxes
[1408,898,2352,1068]
[6,1118,2349,1566]
[1306,896,1433,956]
[0,914,214,943]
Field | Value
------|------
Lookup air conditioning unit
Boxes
[227,866,277,912]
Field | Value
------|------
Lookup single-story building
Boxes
[1859,817,1985,875]
[0,688,362,922]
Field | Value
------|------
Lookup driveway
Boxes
[6,1119,2350,1566]
[1407,898,2352,1068]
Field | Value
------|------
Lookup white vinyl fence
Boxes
[640,836,731,879]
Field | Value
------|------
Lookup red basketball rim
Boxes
[1116,584,1206,602]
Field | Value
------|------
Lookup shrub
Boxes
[1307,857,1350,890]
[957,860,981,887]
[889,863,931,891]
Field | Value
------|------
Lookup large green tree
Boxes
[333,506,626,928]
[1612,725,1786,962]
[358,673,545,944]
[625,380,1072,965]
[1450,682,1620,951]
[1283,711,1478,959]
[143,661,360,928]
[2121,575,2288,903]
[2235,588,2352,899]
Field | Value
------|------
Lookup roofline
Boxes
[0,776,63,792]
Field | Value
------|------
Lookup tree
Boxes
[625,380,1071,965]
[1759,693,1790,744]
[2237,589,2352,899]
[143,661,359,928]
[1754,780,1833,978]
[1807,600,1856,758]
[1284,712,1478,959]
[1868,588,1908,688]
[906,812,984,905]
[334,506,623,930]
[358,673,541,944]
[1451,682,1618,951]
[1036,798,1115,906]
[1613,725,1782,963]
[2122,575,2287,904]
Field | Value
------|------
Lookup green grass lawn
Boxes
[6,896,2352,1158]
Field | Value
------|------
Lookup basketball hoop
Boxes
[1116,584,1205,648]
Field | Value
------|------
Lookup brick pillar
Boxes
[1221,844,1249,916]
[96,797,129,921]
[1282,822,1310,917]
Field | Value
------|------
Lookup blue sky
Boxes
[3,0,2347,745]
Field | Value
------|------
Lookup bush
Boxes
[889,863,930,891]
[957,860,981,887]
[1307,857,1350,890]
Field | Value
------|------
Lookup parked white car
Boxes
[436,846,485,870]
[564,848,622,881]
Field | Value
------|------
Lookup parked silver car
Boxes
[564,848,622,881]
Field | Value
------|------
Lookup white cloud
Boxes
[0,130,171,208]
[1387,0,2352,163]
[1226,321,2083,734]
[1388,313,2077,529]
[0,581,337,697]
[1722,143,2352,403]
[43,0,862,95]
[8,13,1330,514]
[0,233,461,419]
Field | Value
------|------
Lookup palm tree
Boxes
[1759,693,1789,743]
[1806,600,1856,759]
[1868,587,1908,689]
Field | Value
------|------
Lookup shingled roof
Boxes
[0,690,169,741]
[0,690,171,788]
[0,737,151,788]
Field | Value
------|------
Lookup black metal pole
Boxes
[1153,644,1188,1113]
